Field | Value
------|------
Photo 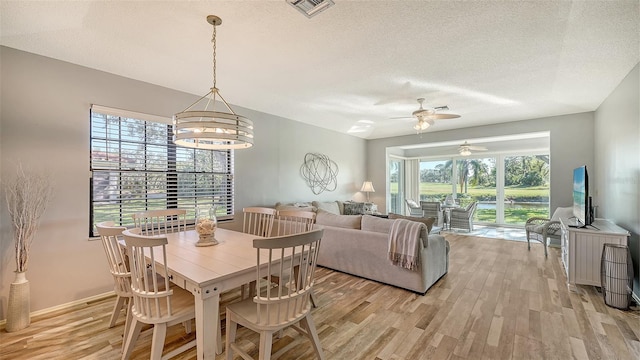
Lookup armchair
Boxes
[420,201,444,229]
[525,206,572,257]
[405,199,423,217]
[449,201,477,232]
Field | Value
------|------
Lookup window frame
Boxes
[89,105,235,237]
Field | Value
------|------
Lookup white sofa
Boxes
[313,210,449,294]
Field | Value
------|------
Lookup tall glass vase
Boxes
[195,206,218,247]
[6,271,30,332]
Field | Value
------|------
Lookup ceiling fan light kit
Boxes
[413,118,434,132]
[173,15,254,150]
[406,98,460,134]
[458,141,488,156]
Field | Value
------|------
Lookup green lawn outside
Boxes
[390,182,549,202]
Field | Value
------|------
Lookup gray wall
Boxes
[594,63,639,299]
[0,47,366,316]
[366,112,595,216]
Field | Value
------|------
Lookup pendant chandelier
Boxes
[173,15,253,150]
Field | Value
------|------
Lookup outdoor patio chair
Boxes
[449,201,478,232]
[525,206,572,257]
[405,199,423,217]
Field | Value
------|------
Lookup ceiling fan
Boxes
[394,98,461,133]
[458,141,487,156]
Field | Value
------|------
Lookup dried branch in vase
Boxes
[3,164,53,273]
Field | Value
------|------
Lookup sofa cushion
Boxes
[388,213,435,234]
[361,215,394,234]
[316,209,361,229]
[312,201,340,215]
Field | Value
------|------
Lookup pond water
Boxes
[477,202,548,210]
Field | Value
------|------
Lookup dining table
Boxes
[159,228,264,359]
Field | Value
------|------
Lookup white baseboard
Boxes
[0,291,115,328]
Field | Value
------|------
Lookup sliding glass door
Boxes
[388,158,404,214]
[454,157,497,224]
[408,153,549,226]
[503,155,550,225]
[419,160,452,202]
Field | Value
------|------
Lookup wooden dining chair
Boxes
[242,207,277,237]
[225,229,325,360]
[274,210,318,307]
[95,221,133,348]
[275,210,316,236]
[121,228,196,360]
[241,207,278,299]
[131,209,187,235]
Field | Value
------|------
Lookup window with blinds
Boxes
[89,107,234,236]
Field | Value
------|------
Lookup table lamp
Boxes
[360,181,375,202]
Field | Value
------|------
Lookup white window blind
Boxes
[89,105,234,236]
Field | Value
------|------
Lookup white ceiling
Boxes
[1,1,638,140]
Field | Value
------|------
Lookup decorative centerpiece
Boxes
[3,164,53,332]
[195,206,218,247]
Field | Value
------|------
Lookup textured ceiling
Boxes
[1,1,638,140]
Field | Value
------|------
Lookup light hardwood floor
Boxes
[2,234,639,359]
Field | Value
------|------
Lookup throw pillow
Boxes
[312,201,340,215]
[388,213,435,234]
[275,202,315,212]
[406,199,420,208]
[343,201,365,215]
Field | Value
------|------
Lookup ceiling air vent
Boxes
[287,0,335,18]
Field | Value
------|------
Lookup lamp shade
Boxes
[360,181,375,193]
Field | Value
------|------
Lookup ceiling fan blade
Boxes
[429,113,461,120]
[469,146,488,151]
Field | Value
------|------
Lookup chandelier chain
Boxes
[211,24,217,89]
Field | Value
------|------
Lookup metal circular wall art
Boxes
[300,153,339,195]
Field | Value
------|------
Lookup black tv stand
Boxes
[567,218,587,228]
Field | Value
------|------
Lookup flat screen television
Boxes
[572,166,591,227]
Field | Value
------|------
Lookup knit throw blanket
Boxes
[388,219,425,271]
